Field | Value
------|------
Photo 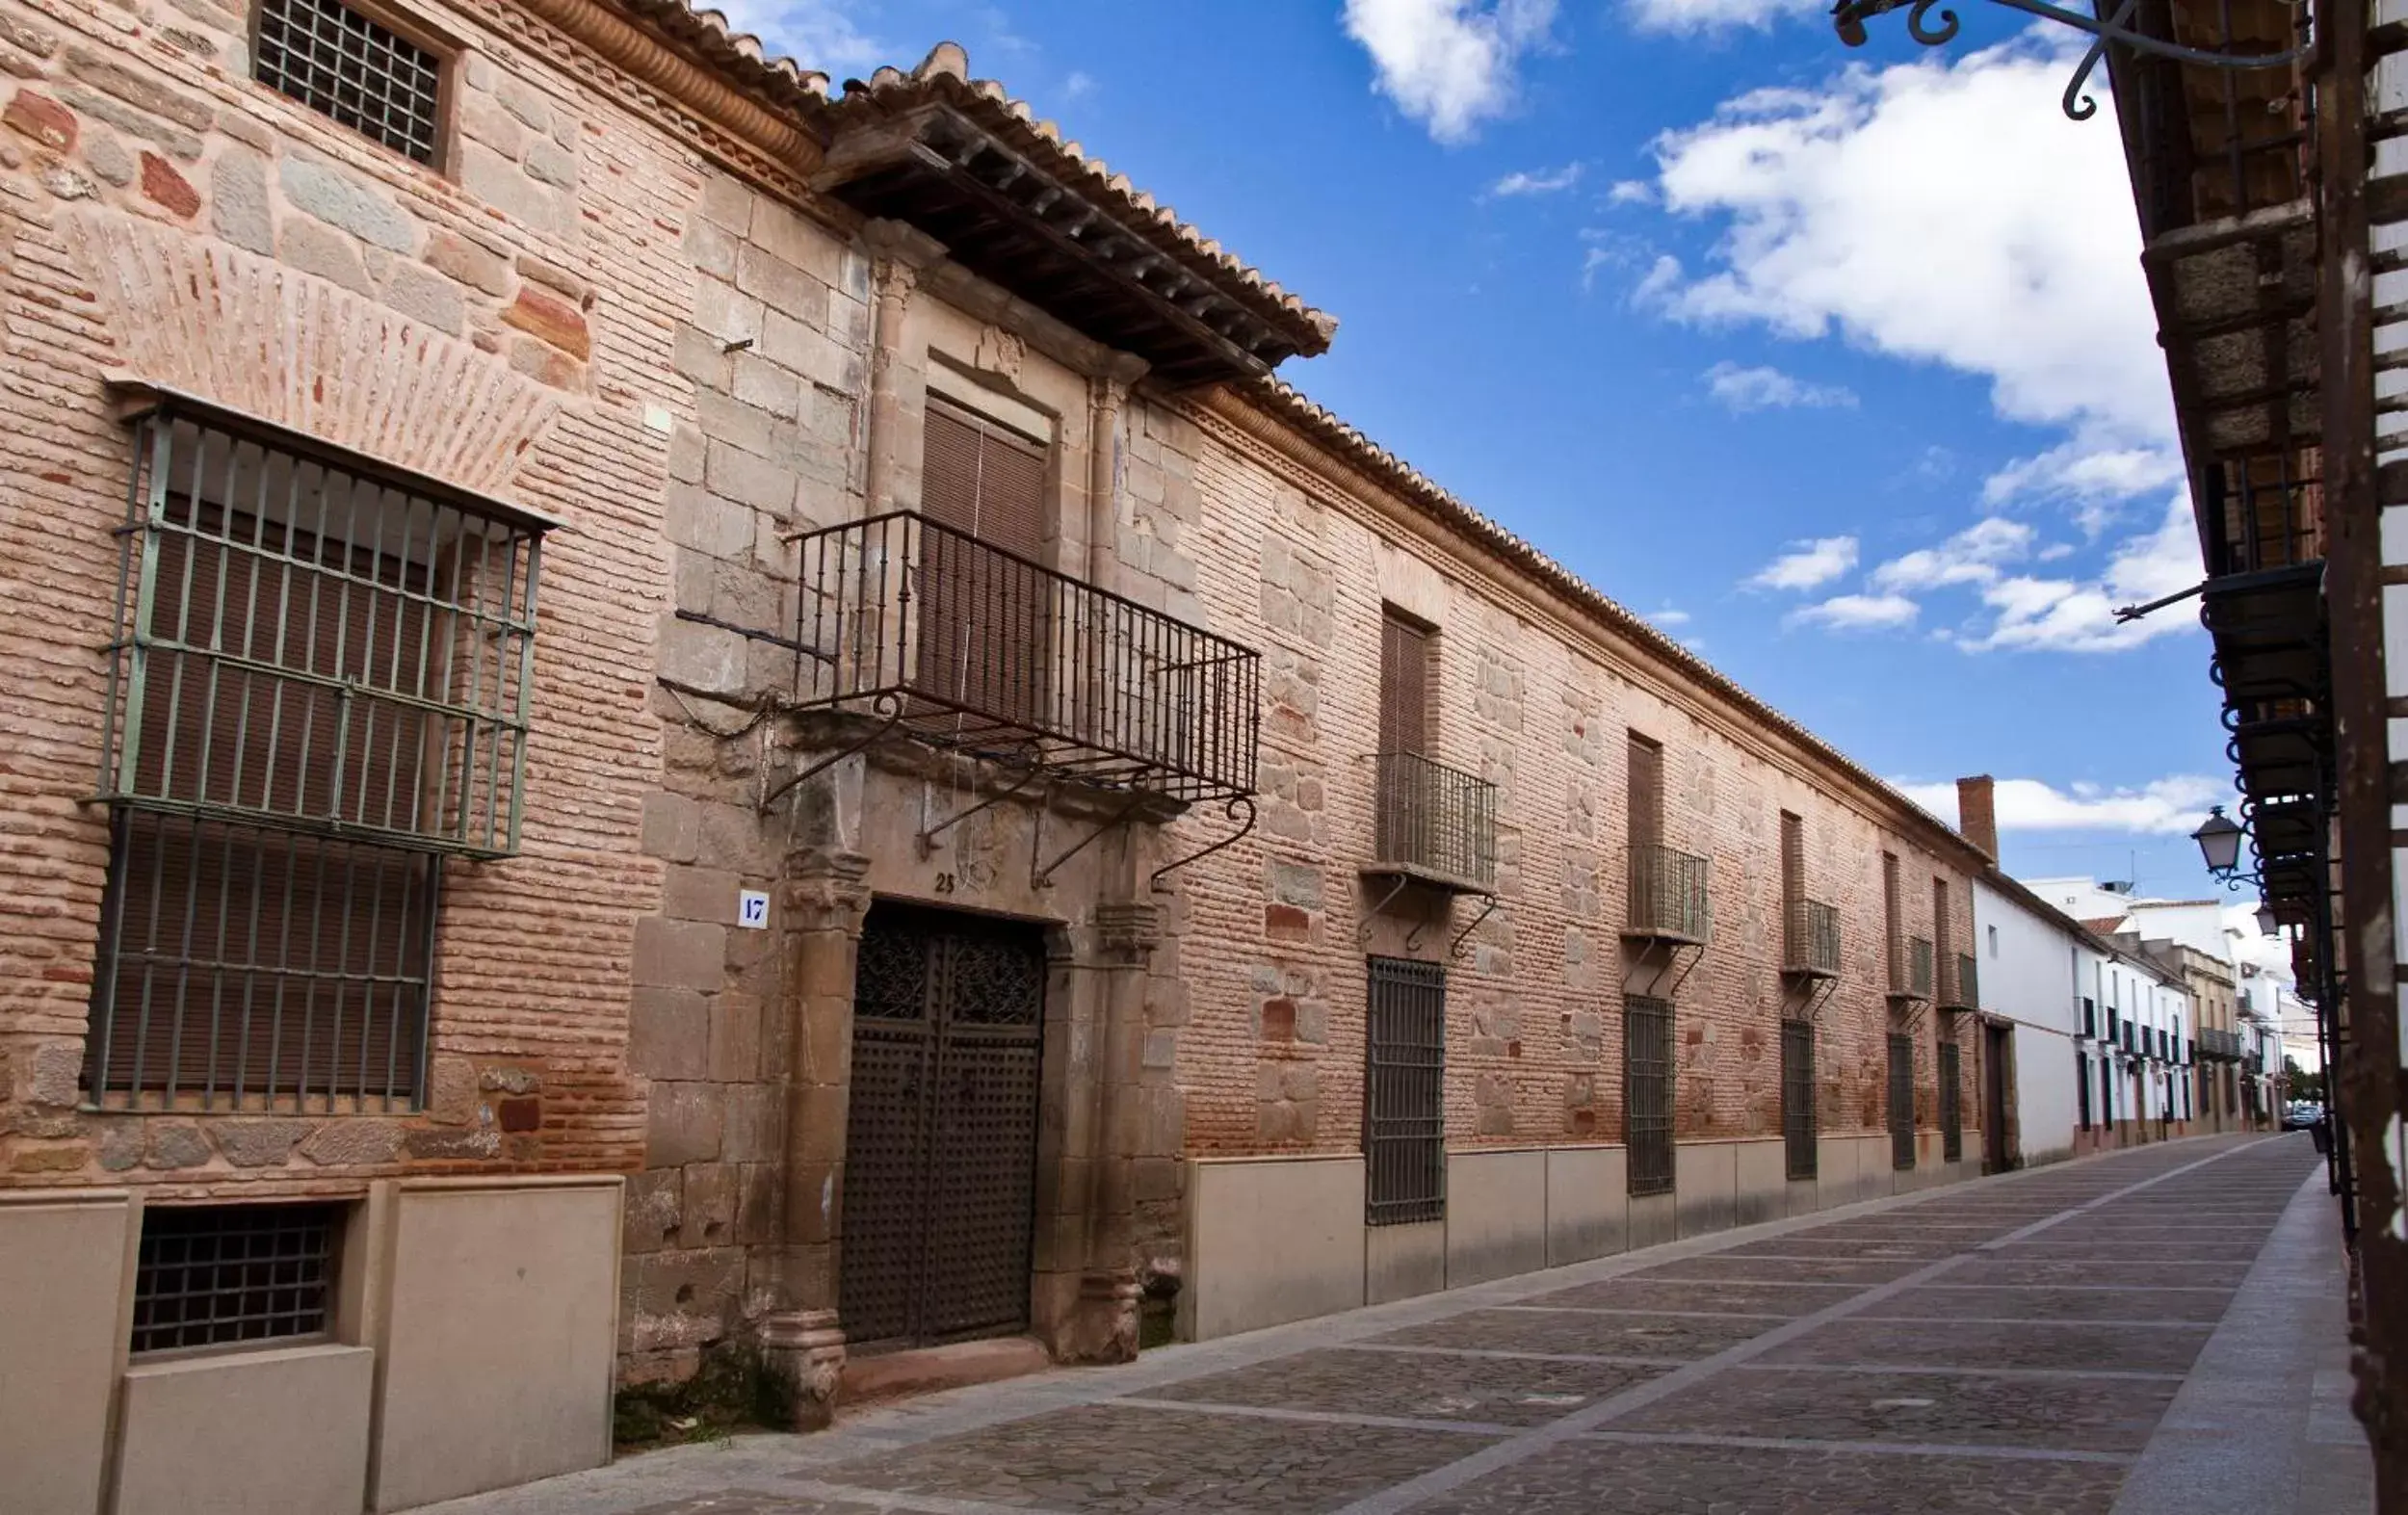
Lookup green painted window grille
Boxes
[87,395,550,1110]
[1781,1017,1817,1180]
[1626,995,1675,1195]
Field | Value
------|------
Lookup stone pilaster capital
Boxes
[1090,901,1163,966]
[861,219,947,292]
[781,849,874,934]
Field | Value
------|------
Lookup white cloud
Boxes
[1488,163,1583,197]
[1867,516,2033,592]
[1608,179,1656,205]
[1628,0,1818,33]
[711,0,884,74]
[1642,35,2172,451]
[1645,607,1692,627]
[1788,591,1918,631]
[1959,494,2201,652]
[1982,435,2186,536]
[1342,0,1557,144]
[1894,773,2227,835]
[1063,69,1097,99]
[1704,361,1858,412]
[1747,534,1859,591]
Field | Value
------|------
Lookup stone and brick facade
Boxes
[0,0,2011,1501]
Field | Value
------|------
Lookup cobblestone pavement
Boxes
[431,1135,2351,1515]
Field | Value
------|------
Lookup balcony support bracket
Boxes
[1634,939,1706,1002]
[1032,793,1149,890]
[1448,894,1501,963]
[1150,796,1257,894]
[1786,973,1840,1025]
[759,692,904,814]
[916,755,1045,858]
[1358,875,1413,949]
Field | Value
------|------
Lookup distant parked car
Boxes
[2283,1101,2325,1133]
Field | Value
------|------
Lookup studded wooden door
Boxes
[840,903,1046,1353]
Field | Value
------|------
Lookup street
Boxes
[429,1135,2367,1515]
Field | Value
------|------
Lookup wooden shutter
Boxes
[915,398,1051,728]
[923,397,1047,560]
[922,403,982,535]
[1780,811,1804,914]
[1627,734,1662,849]
[1379,613,1429,756]
[1931,877,1950,958]
[1882,852,1902,978]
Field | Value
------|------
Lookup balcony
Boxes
[2199,1027,2243,1061]
[1367,751,1498,894]
[1942,953,1979,1013]
[1783,898,1841,979]
[1624,844,1711,945]
[1888,935,1933,1001]
[788,510,1259,802]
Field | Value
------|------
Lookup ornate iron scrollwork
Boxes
[1831,0,2312,121]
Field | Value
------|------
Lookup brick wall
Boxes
[1128,397,1983,1171]
[0,0,705,1191]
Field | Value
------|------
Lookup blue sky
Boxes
[722,0,2238,901]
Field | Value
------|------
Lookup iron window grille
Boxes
[1625,995,1675,1195]
[1939,1041,1962,1163]
[790,510,1259,803]
[1888,1032,1916,1170]
[88,394,549,1111]
[1371,751,1498,892]
[1944,953,1979,1011]
[1783,897,1841,978]
[132,1202,343,1354]
[1627,844,1711,942]
[1781,1018,1817,1180]
[1364,957,1447,1226]
[253,0,445,166]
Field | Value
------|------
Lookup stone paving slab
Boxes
[1941,1257,2252,1289]
[1622,1254,1931,1286]
[1613,1364,2182,1452]
[1519,1278,1854,1318]
[1143,1345,1670,1426]
[1859,1285,2233,1323]
[411,1136,2344,1515]
[1758,1318,2212,1373]
[807,1403,1492,1512]
[1364,1306,1772,1360]
[1410,1440,2131,1514]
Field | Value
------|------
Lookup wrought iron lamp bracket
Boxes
[1149,796,1258,894]
[1831,0,2311,121]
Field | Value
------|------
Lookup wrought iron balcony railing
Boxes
[1889,935,1933,1000]
[1626,844,1711,944]
[789,510,1260,802]
[2199,1027,2243,1060]
[1370,751,1497,893]
[1943,952,1979,1011]
[1783,898,1841,978]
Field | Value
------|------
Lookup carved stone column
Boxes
[1059,898,1160,1364]
[760,848,871,1430]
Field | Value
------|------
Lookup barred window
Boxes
[1364,957,1446,1226]
[87,394,548,1111]
[1625,995,1674,1196]
[1781,1018,1816,1180]
[1938,1040,1962,1163]
[253,0,446,166]
[133,1202,343,1354]
[1888,1032,1916,1170]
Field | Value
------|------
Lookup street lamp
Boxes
[1831,0,2314,121]
[2191,806,2246,877]
[2255,902,2279,937]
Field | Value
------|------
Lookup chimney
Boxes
[1956,775,1999,859]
